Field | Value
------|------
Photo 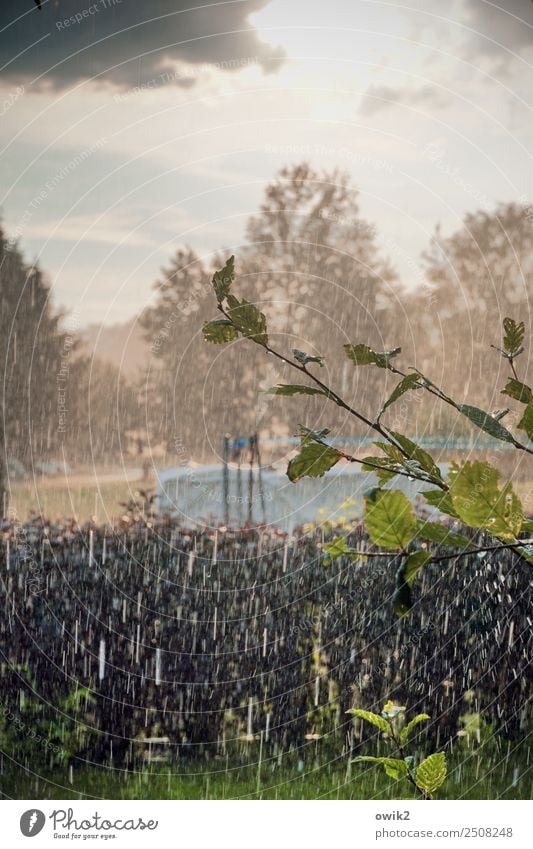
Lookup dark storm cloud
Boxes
[463,0,533,62]
[0,0,285,90]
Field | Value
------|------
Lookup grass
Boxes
[8,473,148,523]
[2,746,530,800]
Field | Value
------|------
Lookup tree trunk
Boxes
[0,438,7,518]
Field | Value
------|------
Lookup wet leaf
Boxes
[449,461,523,541]
[346,710,390,734]
[502,378,532,404]
[293,349,324,367]
[364,489,418,550]
[422,489,459,519]
[388,432,442,482]
[393,580,413,617]
[322,536,354,564]
[266,384,326,397]
[415,752,447,795]
[456,404,516,445]
[351,756,409,780]
[212,255,234,302]
[378,372,420,419]
[287,442,341,482]
[503,318,525,356]
[226,295,268,346]
[298,425,331,445]
[415,520,472,549]
[401,551,431,585]
[517,402,533,441]
[344,343,401,368]
[400,714,430,745]
[361,457,399,484]
[202,320,239,344]
[382,700,405,718]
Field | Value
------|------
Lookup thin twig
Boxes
[217,302,447,488]
[387,719,429,800]
[335,539,533,564]
[387,363,533,458]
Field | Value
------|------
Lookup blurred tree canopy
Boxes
[2,168,533,499]
[0,225,140,509]
[141,163,397,459]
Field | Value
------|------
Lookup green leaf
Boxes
[393,580,413,617]
[503,318,525,356]
[456,404,516,445]
[346,710,391,734]
[373,441,406,465]
[388,432,442,482]
[266,384,326,397]
[212,255,234,302]
[502,378,532,405]
[515,544,533,565]
[323,536,354,564]
[393,552,430,617]
[401,551,431,586]
[381,700,406,718]
[293,349,324,367]
[226,295,268,346]
[363,442,409,483]
[62,687,96,711]
[400,714,430,745]
[415,752,447,795]
[298,425,331,445]
[344,343,401,369]
[449,461,523,541]
[422,489,459,519]
[351,756,409,780]
[361,457,399,485]
[364,489,418,550]
[378,373,420,419]
[202,319,239,344]
[517,402,533,441]
[415,520,472,549]
[287,442,341,482]
[381,759,410,780]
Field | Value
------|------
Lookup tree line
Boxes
[1,162,532,509]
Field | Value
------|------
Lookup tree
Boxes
[0,227,67,512]
[62,357,140,465]
[203,256,533,616]
[242,163,397,428]
[142,165,398,460]
[417,203,533,411]
[0,226,142,513]
[139,246,259,460]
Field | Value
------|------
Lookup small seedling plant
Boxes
[203,256,533,615]
[348,700,446,799]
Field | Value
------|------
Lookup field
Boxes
[4,745,530,800]
[8,469,147,523]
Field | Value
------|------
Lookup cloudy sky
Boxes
[1,0,533,325]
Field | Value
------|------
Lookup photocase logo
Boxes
[20,810,46,837]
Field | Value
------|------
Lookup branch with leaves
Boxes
[348,701,447,799]
[203,257,533,615]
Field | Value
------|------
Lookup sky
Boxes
[1,0,533,326]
